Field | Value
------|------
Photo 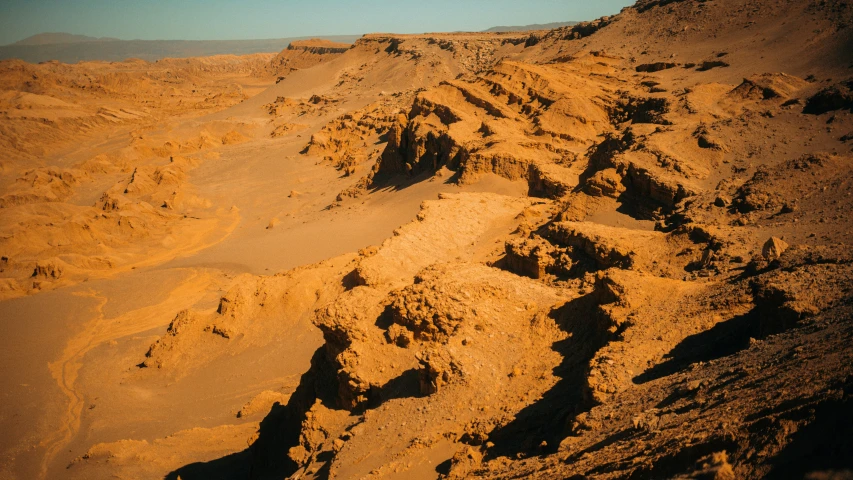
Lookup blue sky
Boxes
[0,0,635,45]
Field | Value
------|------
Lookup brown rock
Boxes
[445,447,484,479]
[762,236,789,260]
[504,237,558,279]
[585,168,626,198]
[416,347,460,395]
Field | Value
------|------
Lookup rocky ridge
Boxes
[217,0,853,478]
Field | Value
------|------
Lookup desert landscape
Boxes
[1,0,852,479]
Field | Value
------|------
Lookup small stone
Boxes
[780,203,798,214]
[761,236,789,260]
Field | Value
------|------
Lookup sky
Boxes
[0,0,635,45]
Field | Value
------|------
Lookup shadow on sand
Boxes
[166,347,337,480]
[167,331,425,479]
[484,286,623,459]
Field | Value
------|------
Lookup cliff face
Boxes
[287,39,351,55]
[266,39,352,78]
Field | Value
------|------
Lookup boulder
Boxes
[762,236,789,261]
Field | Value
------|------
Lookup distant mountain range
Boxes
[1,22,577,64]
[12,32,121,46]
[483,21,579,32]
[0,34,362,64]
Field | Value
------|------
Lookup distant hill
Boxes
[12,32,120,46]
[0,34,362,64]
[484,21,578,33]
